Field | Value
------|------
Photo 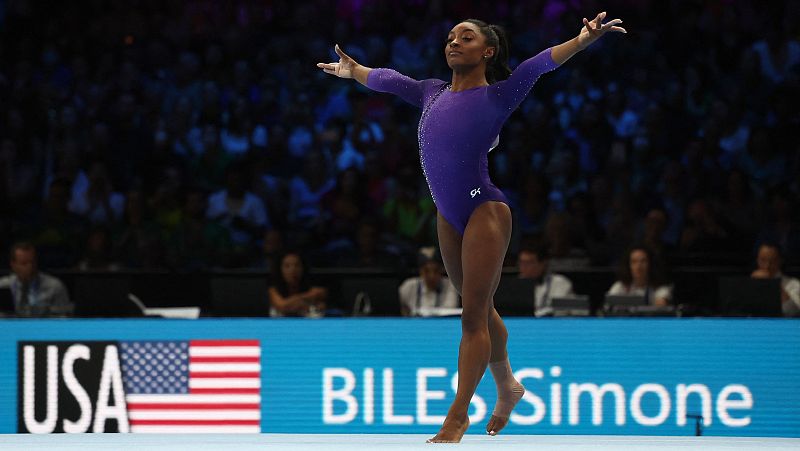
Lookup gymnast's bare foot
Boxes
[486,380,524,436]
[427,415,470,443]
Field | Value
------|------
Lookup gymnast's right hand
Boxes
[316,44,357,79]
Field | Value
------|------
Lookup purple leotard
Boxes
[367,47,559,234]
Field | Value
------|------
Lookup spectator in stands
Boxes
[756,187,800,264]
[170,188,232,270]
[113,189,165,269]
[1,137,39,217]
[638,207,673,262]
[68,161,125,225]
[336,108,383,172]
[544,212,590,271]
[398,247,459,317]
[679,198,732,254]
[220,97,255,157]
[77,226,120,271]
[27,178,86,268]
[382,163,437,249]
[751,242,800,317]
[566,192,605,264]
[254,229,285,271]
[0,242,73,317]
[322,167,369,240]
[751,28,800,85]
[288,150,336,242]
[738,127,788,194]
[607,244,672,307]
[602,189,638,265]
[517,242,575,317]
[363,150,391,209]
[268,251,327,317]
[334,219,398,268]
[715,169,758,247]
[207,163,270,266]
[515,173,551,238]
[150,165,186,233]
[188,124,233,192]
[1,1,798,274]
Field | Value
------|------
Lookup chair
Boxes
[339,277,401,316]
[74,276,139,317]
[718,276,782,317]
[493,277,535,316]
[209,277,270,317]
[0,287,14,316]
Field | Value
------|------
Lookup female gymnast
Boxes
[318,11,626,443]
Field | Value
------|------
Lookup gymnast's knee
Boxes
[460,304,490,334]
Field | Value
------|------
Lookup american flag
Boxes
[119,339,261,433]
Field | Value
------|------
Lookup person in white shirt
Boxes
[751,242,800,317]
[517,243,575,317]
[0,242,73,317]
[607,244,672,306]
[398,247,459,317]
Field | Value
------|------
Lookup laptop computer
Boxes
[603,294,647,316]
[493,277,535,316]
[718,276,782,317]
[550,295,591,316]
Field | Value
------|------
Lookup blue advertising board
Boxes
[0,318,798,437]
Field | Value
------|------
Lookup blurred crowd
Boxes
[1,0,798,274]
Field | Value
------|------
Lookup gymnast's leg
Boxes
[428,201,511,443]
[436,211,524,436]
[485,307,525,435]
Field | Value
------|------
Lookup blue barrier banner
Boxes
[0,318,798,437]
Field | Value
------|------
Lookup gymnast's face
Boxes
[445,22,494,70]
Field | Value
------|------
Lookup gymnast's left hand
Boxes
[577,11,627,49]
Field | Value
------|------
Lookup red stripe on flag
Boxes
[190,340,260,347]
[191,388,260,394]
[190,372,260,378]
[130,420,260,426]
[127,403,260,410]
[190,356,260,363]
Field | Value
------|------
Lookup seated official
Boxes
[751,242,800,317]
[517,243,575,317]
[0,242,73,317]
[607,244,672,307]
[398,247,459,317]
[268,251,328,317]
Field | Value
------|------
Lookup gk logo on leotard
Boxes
[470,188,481,198]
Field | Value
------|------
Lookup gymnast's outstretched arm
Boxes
[551,11,626,64]
[316,44,372,85]
[317,44,428,108]
[492,11,627,114]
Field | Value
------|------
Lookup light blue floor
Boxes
[0,434,798,450]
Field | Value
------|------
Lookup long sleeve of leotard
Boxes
[490,47,560,115]
[367,69,438,109]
